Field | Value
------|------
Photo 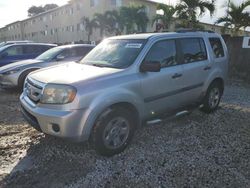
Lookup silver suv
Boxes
[20,31,228,156]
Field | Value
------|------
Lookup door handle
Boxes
[204,66,211,71]
[172,73,182,79]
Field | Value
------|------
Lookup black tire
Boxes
[200,82,222,113]
[17,73,28,90]
[92,107,135,156]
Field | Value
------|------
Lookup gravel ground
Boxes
[0,81,250,188]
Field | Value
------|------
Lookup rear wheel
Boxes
[92,107,135,156]
[200,82,222,113]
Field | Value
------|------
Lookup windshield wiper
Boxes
[91,63,117,68]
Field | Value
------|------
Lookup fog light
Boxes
[52,123,60,133]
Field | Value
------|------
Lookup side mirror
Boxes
[0,52,8,59]
[56,54,65,61]
[140,61,161,72]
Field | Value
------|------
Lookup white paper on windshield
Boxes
[125,43,142,48]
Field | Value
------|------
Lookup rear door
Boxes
[23,45,47,59]
[178,37,209,104]
[140,39,186,117]
[0,45,24,66]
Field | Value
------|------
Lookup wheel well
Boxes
[18,68,39,86]
[211,77,224,93]
[110,102,140,128]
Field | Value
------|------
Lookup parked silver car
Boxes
[0,44,95,88]
[20,31,228,156]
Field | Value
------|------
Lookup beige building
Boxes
[1,0,249,43]
[0,0,157,43]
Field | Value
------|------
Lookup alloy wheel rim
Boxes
[209,87,220,109]
[103,117,130,150]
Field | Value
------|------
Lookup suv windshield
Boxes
[36,47,62,61]
[80,39,146,69]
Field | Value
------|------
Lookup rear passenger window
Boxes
[4,46,24,56]
[24,45,45,54]
[180,38,207,64]
[144,40,178,68]
[209,38,224,58]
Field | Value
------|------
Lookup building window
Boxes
[90,0,98,7]
[76,3,81,11]
[51,29,54,35]
[80,23,84,31]
[111,0,116,5]
[70,7,74,15]
[110,0,121,6]
[77,24,80,31]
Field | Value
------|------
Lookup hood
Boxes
[29,62,121,84]
[0,59,43,73]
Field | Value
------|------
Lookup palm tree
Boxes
[81,17,98,42]
[175,0,215,28]
[120,6,149,34]
[93,13,108,37]
[152,4,176,31]
[104,10,124,35]
[216,1,250,35]
[134,6,149,33]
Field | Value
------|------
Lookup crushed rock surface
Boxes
[0,81,250,188]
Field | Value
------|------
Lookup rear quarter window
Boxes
[209,38,225,58]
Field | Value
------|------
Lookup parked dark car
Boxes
[0,43,57,67]
[0,44,95,88]
[0,40,33,48]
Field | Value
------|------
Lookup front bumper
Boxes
[20,93,89,142]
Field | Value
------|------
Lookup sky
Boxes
[0,0,249,28]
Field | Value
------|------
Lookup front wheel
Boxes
[200,82,222,113]
[92,107,135,156]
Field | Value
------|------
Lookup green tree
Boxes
[152,4,176,31]
[216,1,250,35]
[81,17,98,42]
[104,10,124,35]
[134,6,149,33]
[175,0,215,28]
[120,5,149,34]
[28,4,58,17]
[93,13,110,37]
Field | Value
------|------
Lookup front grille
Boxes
[24,78,43,103]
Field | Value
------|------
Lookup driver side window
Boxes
[144,40,178,68]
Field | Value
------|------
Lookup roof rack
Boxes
[175,29,215,33]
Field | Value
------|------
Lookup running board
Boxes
[146,110,191,126]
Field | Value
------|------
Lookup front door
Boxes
[140,39,185,118]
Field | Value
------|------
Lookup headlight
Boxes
[3,68,21,75]
[40,84,77,104]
